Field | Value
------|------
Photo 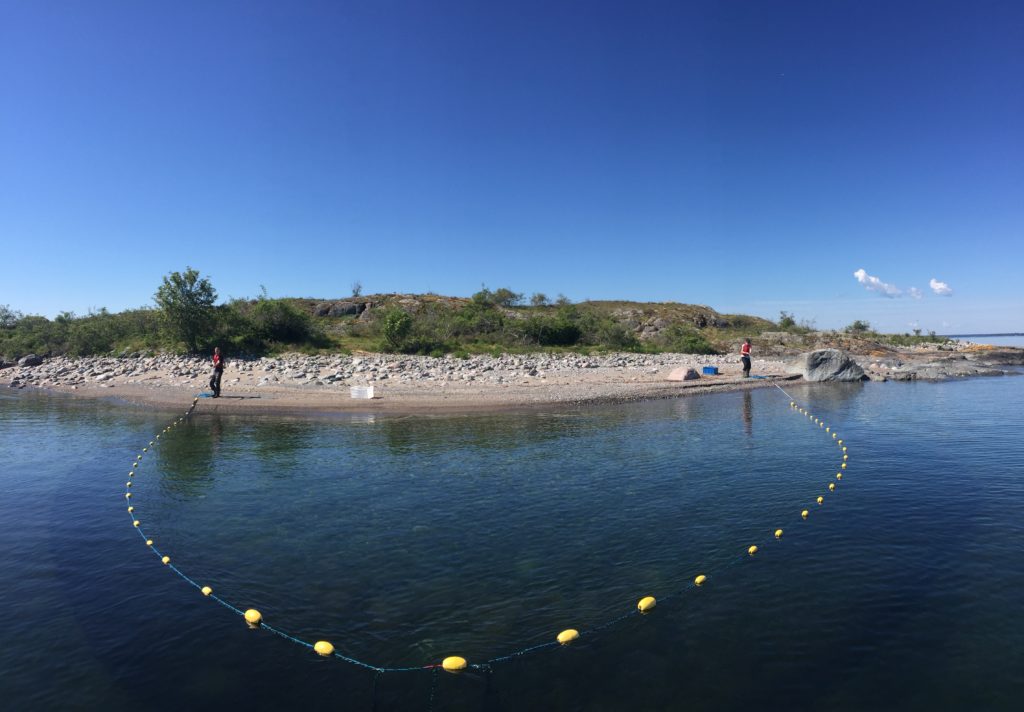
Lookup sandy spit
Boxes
[3,352,796,416]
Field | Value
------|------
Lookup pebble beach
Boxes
[2,351,792,414]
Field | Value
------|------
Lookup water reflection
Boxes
[372,408,633,455]
[155,416,218,497]
[742,390,753,436]
[248,420,312,460]
[797,381,865,409]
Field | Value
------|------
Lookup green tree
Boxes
[492,287,523,307]
[154,267,217,352]
[845,319,871,334]
[778,311,796,329]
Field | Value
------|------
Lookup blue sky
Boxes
[1,1,1021,333]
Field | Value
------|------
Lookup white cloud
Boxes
[908,287,922,300]
[853,268,902,298]
[930,278,953,296]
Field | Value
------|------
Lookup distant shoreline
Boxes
[948,333,1024,338]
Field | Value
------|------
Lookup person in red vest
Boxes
[209,346,224,397]
[740,338,752,378]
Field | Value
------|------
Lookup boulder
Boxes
[790,349,866,382]
[666,367,701,382]
[328,301,364,317]
[18,354,43,367]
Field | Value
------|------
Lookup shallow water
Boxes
[1,376,1022,710]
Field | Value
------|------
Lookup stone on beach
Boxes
[666,367,701,382]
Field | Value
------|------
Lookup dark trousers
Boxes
[741,356,751,377]
[210,369,222,396]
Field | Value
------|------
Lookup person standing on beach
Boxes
[210,346,224,397]
[740,338,752,378]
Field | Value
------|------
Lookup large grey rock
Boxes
[17,354,43,367]
[790,349,866,382]
[328,301,364,317]
[666,367,700,381]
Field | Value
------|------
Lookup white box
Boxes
[350,385,374,399]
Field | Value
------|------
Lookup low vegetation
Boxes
[0,269,952,360]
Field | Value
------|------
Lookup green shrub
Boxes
[659,325,719,354]
[0,305,22,330]
[0,308,167,359]
[249,299,316,343]
[454,299,505,337]
[381,309,413,350]
[520,315,581,346]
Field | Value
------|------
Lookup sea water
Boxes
[1,374,1022,710]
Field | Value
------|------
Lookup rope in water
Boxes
[124,384,851,678]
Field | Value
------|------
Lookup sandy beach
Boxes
[5,343,1019,416]
[2,351,796,415]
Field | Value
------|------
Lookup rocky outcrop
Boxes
[790,349,866,382]
[329,301,364,317]
[314,301,367,317]
[860,351,1015,381]
[17,354,43,367]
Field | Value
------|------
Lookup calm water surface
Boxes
[1,376,1022,710]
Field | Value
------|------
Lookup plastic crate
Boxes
[350,385,375,399]
[702,366,719,375]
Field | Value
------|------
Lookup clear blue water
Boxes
[1,376,1023,710]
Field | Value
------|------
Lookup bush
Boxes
[520,315,581,346]
[470,285,522,308]
[0,307,166,359]
[381,309,413,350]
[249,299,317,343]
[455,298,505,337]
[659,325,719,354]
[0,305,22,330]
[492,287,523,307]
[592,320,640,350]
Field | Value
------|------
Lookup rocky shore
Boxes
[858,346,1024,381]
[1,351,791,413]
[2,344,1020,414]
